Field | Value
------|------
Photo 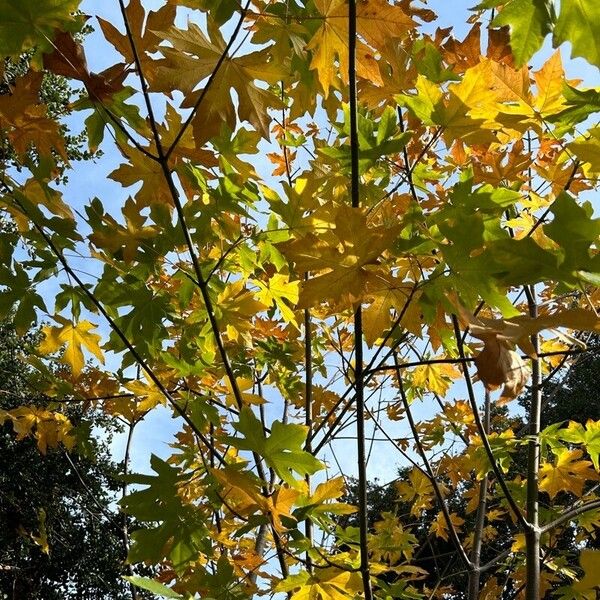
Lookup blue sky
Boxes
[51,1,600,480]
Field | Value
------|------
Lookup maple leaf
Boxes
[267,149,296,177]
[474,334,530,400]
[38,316,104,375]
[0,72,68,161]
[553,0,600,69]
[42,31,126,102]
[533,51,567,116]
[123,577,182,599]
[464,430,518,479]
[156,104,219,169]
[0,71,42,122]
[280,204,400,309]
[211,465,265,517]
[89,197,159,263]
[559,421,600,470]
[223,377,265,407]
[125,376,166,413]
[412,362,461,396]
[223,408,323,488]
[265,485,301,533]
[307,0,414,96]
[16,178,74,221]
[293,385,341,426]
[429,511,464,542]
[276,568,364,600]
[153,20,286,141]
[539,449,599,499]
[570,127,600,174]
[217,280,268,343]
[396,468,440,517]
[573,549,600,595]
[0,406,75,454]
[297,476,356,520]
[0,0,80,57]
[98,0,175,86]
[362,272,413,346]
[492,0,554,67]
[371,512,418,563]
[109,149,172,209]
[457,304,600,358]
[30,509,50,555]
[254,273,300,325]
[401,61,502,144]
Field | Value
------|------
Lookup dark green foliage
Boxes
[0,323,141,599]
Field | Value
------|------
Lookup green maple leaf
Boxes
[559,421,600,470]
[545,193,600,282]
[553,0,600,69]
[492,0,555,67]
[224,408,323,487]
[0,0,81,57]
[121,456,210,571]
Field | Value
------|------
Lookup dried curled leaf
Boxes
[474,334,530,400]
[457,305,600,356]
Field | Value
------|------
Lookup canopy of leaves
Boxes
[1,1,600,599]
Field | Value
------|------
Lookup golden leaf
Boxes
[539,449,599,499]
[39,316,104,375]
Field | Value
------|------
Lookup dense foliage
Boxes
[0,1,599,599]
[0,323,137,599]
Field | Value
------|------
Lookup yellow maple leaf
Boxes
[124,376,166,412]
[539,449,600,499]
[307,0,382,96]
[277,567,364,600]
[224,377,266,407]
[371,512,418,563]
[411,362,461,396]
[280,204,400,309]
[533,50,566,116]
[439,60,501,144]
[429,511,464,541]
[266,485,301,533]
[254,273,300,325]
[396,467,441,517]
[573,550,600,595]
[299,476,356,517]
[217,280,269,342]
[1,406,75,454]
[362,273,413,346]
[39,316,104,375]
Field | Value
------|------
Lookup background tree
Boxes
[0,320,148,599]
